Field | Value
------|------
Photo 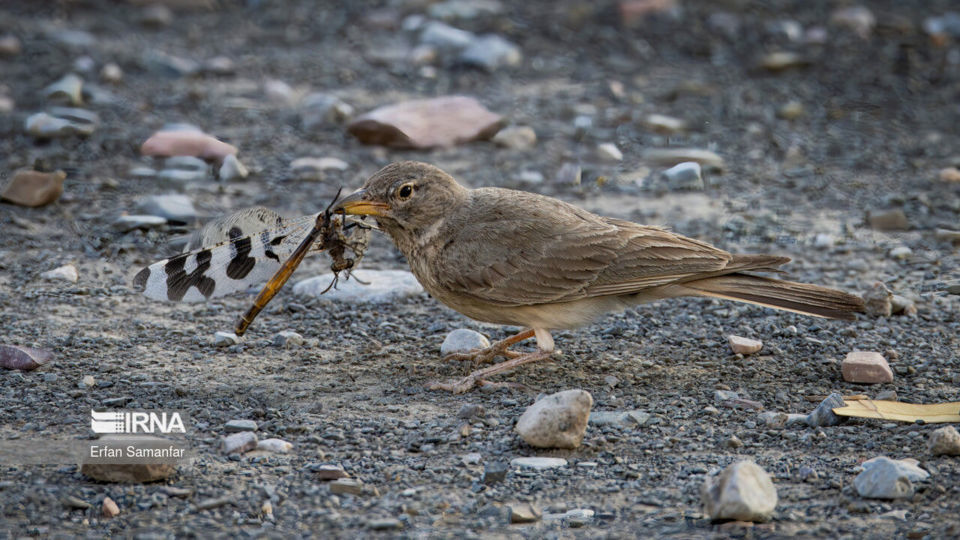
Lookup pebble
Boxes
[290,157,349,181]
[44,74,84,106]
[25,109,99,137]
[924,13,960,38]
[888,246,912,260]
[218,154,249,181]
[440,329,490,355]
[293,270,423,303]
[81,375,96,388]
[457,403,485,419]
[113,215,167,232]
[0,95,13,113]
[102,496,120,518]
[460,34,521,70]
[728,335,762,355]
[830,5,875,39]
[315,464,348,480]
[224,419,258,432]
[329,478,365,495]
[213,331,240,347]
[348,96,504,149]
[1,170,66,207]
[939,167,960,183]
[714,389,740,402]
[596,142,623,162]
[41,264,79,283]
[300,93,354,129]
[510,503,542,523]
[641,113,686,134]
[491,126,537,150]
[273,330,304,348]
[726,435,744,449]
[62,495,92,509]
[164,155,209,172]
[145,51,199,77]
[778,100,805,120]
[588,410,651,427]
[761,51,807,71]
[140,4,173,27]
[367,518,402,531]
[141,130,238,161]
[428,0,503,19]
[807,393,847,427]
[757,411,788,428]
[510,457,568,469]
[863,282,893,318]
[80,462,176,483]
[257,438,294,454]
[701,461,777,522]
[515,389,593,449]
[929,426,960,456]
[867,209,909,231]
[100,63,123,83]
[875,389,898,401]
[136,194,197,223]
[461,452,482,465]
[855,456,929,499]
[0,345,53,371]
[420,21,475,50]
[842,351,893,384]
[660,161,705,187]
[813,233,835,249]
[556,162,582,185]
[483,461,509,484]
[517,170,544,184]
[221,431,258,454]
[0,35,21,56]
[263,79,295,105]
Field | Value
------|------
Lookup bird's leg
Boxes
[442,328,535,365]
[430,328,557,393]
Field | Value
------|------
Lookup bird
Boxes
[334,161,864,393]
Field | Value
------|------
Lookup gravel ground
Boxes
[1,0,959,537]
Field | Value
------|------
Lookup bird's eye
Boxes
[397,183,414,200]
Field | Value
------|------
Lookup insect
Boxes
[133,190,372,335]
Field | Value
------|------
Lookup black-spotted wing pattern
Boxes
[133,207,320,302]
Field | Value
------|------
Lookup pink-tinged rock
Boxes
[940,167,960,183]
[102,496,120,518]
[842,351,893,384]
[140,130,238,161]
[348,96,504,149]
[728,335,762,355]
[0,344,54,371]
[1,170,66,207]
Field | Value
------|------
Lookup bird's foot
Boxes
[441,329,534,366]
[428,349,553,394]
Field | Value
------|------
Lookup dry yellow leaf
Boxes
[832,400,960,423]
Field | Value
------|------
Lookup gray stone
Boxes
[807,393,847,427]
[329,478,365,495]
[483,461,508,484]
[157,168,208,184]
[25,109,99,138]
[588,410,651,427]
[221,431,257,454]
[714,390,740,402]
[661,161,704,190]
[293,270,423,303]
[218,154,248,181]
[224,419,257,432]
[440,329,490,355]
[113,215,167,233]
[273,331,305,348]
[596,142,623,162]
[367,518,402,530]
[855,456,928,499]
[428,0,504,19]
[757,411,788,428]
[929,426,960,456]
[702,461,777,522]
[491,126,536,150]
[510,457,568,469]
[136,194,197,223]
[461,452,482,465]
[863,282,893,317]
[516,389,593,449]
[213,331,240,347]
[41,264,78,283]
[300,93,354,129]
[460,34,521,70]
[420,21,475,50]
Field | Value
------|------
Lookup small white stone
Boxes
[813,233,835,249]
[459,34,521,70]
[136,194,197,223]
[41,264,79,283]
[889,246,912,260]
[702,461,778,522]
[516,389,593,449]
[100,63,123,83]
[257,438,293,454]
[661,161,704,190]
[929,426,960,456]
[461,452,482,465]
[81,375,96,388]
[596,142,623,162]
[273,331,304,348]
[440,329,490,355]
[491,126,536,150]
[419,21,475,50]
[510,457,568,469]
[855,456,928,499]
[218,154,249,181]
[293,270,423,303]
[221,431,257,454]
[214,331,240,347]
[517,170,544,183]
[642,114,686,134]
[728,335,763,355]
[112,215,167,232]
[263,79,295,105]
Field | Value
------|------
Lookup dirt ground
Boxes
[1,0,959,537]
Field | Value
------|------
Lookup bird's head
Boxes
[334,161,468,250]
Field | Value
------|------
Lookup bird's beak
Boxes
[334,189,390,217]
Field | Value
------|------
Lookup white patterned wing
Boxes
[133,208,320,302]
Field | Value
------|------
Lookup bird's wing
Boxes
[433,190,733,306]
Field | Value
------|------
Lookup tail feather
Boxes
[682,274,865,320]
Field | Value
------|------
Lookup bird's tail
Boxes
[681,274,865,320]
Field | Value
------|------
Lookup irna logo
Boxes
[90,410,186,434]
